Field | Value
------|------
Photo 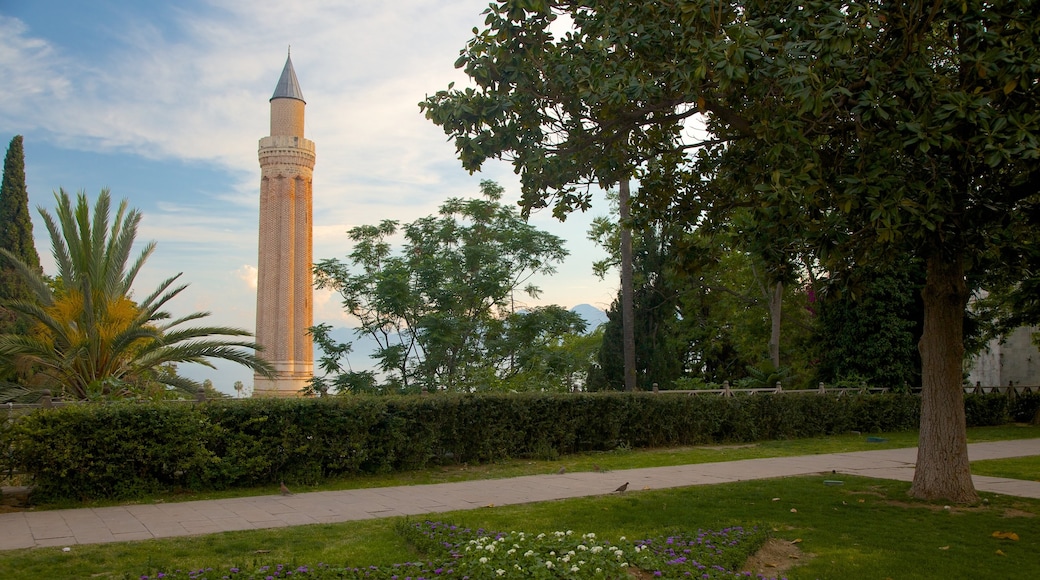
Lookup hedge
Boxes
[0,392,1013,502]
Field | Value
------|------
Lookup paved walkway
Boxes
[1,439,1038,552]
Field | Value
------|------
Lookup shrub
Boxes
[2,391,1009,502]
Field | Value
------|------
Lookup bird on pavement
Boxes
[614,482,629,493]
[558,466,567,474]
[280,481,293,496]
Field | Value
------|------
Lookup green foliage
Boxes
[1008,392,1040,423]
[6,391,1013,503]
[815,261,925,390]
[0,189,275,400]
[313,180,585,393]
[0,135,42,346]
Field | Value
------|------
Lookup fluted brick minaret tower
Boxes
[253,51,315,397]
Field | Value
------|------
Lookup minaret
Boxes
[253,51,315,397]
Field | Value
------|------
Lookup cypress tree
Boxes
[0,135,42,334]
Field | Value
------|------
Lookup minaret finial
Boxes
[271,50,304,103]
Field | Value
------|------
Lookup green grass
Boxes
[29,423,1040,511]
[972,455,1040,481]
[1,475,1038,579]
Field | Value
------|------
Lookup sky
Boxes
[0,0,617,394]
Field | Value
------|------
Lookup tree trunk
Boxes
[768,280,783,370]
[619,179,637,391]
[909,255,978,503]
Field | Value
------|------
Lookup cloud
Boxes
[235,264,258,290]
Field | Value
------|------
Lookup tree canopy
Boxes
[0,135,42,336]
[422,0,1040,502]
[313,180,586,393]
[0,189,275,401]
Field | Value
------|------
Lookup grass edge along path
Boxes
[1,475,1038,580]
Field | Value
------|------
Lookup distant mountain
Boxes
[570,303,608,331]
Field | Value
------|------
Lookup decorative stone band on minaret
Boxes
[253,52,315,397]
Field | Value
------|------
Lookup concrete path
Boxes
[1,438,1038,552]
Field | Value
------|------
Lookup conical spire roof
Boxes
[271,51,305,103]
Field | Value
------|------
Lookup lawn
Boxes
[1,475,1037,579]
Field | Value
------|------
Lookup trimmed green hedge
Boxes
[0,392,1011,502]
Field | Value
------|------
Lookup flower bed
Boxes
[136,521,781,579]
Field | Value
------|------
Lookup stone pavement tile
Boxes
[70,529,117,544]
[223,506,280,524]
[0,535,36,550]
[275,512,320,526]
[195,505,242,520]
[154,503,212,522]
[92,508,149,534]
[124,504,164,518]
[62,511,107,532]
[34,536,76,548]
[0,513,30,536]
[143,523,190,538]
[27,525,74,541]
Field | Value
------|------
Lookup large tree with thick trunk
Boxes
[421,0,1040,503]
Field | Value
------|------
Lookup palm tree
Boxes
[0,188,275,400]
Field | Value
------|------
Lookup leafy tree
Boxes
[422,0,1040,502]
[588,196,816,390]
[588,204,683,390]
[0,189,275,400]
[0,135,42,337]
[313,181,583,392]
[815,261,925,391]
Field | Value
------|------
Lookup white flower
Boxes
[585,532,596,539]
[507,548,516,555]
[571,565,580,572]
[496,569,505,576]
[621,562,629,567]
[479,557,488,564]
[619,536,626,541]
[546,561,554,569]
[591,546,603,554]
[537,533,546,539]
[577,544,588,551]
[524,550,535,558]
